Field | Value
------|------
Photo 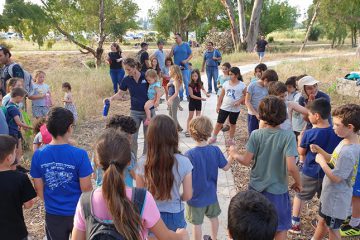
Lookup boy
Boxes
[245,69,278,136]
[290,98,342,234]
[6,87,32,172]
[92,114,137,187]
[229,96,301,240]
[312,104,360,240]
[0,135,37,240]
[185,116,233,240]
[228,190,278,240]
[30,107,93,240]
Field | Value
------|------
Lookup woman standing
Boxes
[107,43,125,93]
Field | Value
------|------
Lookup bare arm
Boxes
[245,92,258,118]
[201,58,205,72]
[154,86,164,107]
[287,156,302,192]
[230,148,254,167]
[316,154,342,183]
[288,101,308,115]
[14,116,31,129]
[28,94,45,100]
[188,87,202,101]
[310,144,332,162]
[216,88,225,113]
[71,229,86,240]
[23,199,35,209]
[168,45,175,58]
[79,176,93,192]
[181,173,192,201]
[109,89,127,102]
[150,219,189,240]
[33,178,44,201]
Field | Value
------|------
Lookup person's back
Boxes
[0,106,8,134]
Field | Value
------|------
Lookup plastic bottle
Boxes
[103,99,110,116]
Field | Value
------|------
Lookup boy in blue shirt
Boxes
[290,98,342,234]
[185,116,233,240]
[30,107,93,240]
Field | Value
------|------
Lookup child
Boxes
[62,82,78,122]
[1,77,24,108]
[0,135,37,240]
[92,114,138,187]
[0,91,9,134]
[30,107,93,240]
[245,69,278,136]
[167,65,183,131]
[208,67,246,146]
[229,96,302,240]
[162,57,173,101]
[72,130,189,240]
[228,190,278,240]
[32,117,47,151]
[250,63,267,83]
[289,98,342,234]
[6,87,32,172]
[216,62,231,97]
[312,104,360,240]
[144,69,162,126]
[31,70,52,118]
[185,69,210,137]
[185,116,233,240]
[151,57,161,77]
[136,115,193,232]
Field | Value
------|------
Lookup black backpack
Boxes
[80,188,147,240]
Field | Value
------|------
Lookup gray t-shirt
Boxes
[136,153,193,213]
[0,109,9,134]
[247,128,298,194]
[246,81,268,115]
[320,142,360,220]
[288,91,306,132]
[153,49,166,71]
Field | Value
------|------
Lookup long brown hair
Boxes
[144,115,180,200]
[169,65,183,85]
[96,130,142,240]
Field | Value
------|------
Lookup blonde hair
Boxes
[169,65,183,85]
[189,116,213,142]
[145,69,159,82]
[33,70,46,83]
[6,77,23,92]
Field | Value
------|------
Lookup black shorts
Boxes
[217,109,240,125]
[45,213,74,240]
[189,100,202,111]
[319,204,344,230]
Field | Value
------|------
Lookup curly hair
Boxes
[268,81,287,96]
[332,104,360,132]
[258,96,287,127]
[189,116,213,142]
[105,115,137,134]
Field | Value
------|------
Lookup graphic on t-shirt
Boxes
[226,89,236,100]
[42,162,75,190]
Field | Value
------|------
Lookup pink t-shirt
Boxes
[74,187,160,239]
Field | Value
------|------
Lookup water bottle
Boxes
[103,99,110,117]
[45,93,51,107]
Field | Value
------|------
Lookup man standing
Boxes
[201,42,222,94]
[254,35,269,63]
[150,40,166,72]
[137,42,151,73]
[168,33,192,101]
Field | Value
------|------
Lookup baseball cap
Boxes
[298,76,319,89]
[140,42,148,48]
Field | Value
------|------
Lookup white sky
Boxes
[0,0,313,21]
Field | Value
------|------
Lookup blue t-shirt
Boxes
[203,49,221,67]
[153,49,166,71]
[0,108,9,134]
[300,127,342,179]
[30,144,93,216]
[173,43,192,70]
[185,145,227,207]
[246,81,268,115]
[120,72,149,111]
[5,103,21,137]
[147,81,161,100]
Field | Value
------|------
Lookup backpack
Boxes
[0,106,9,131]
[81,188,147,240]
[1,63,33,95]
[40,124,52,144]
[213,49,221,66]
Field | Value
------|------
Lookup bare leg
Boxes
[144,100,154,120]
[275,231,287,240]
[229,124,236,139]
[193,224,202,240]
[213,123,223,136]
[209,217,219,240]
[313,217,328,240]
[328,229,341,240]
[196,110,201,117]
[187,111,195,132]
[292,196,305,220]
[352,196,360,218]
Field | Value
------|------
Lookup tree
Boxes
[245,0,264,52]
[300,1,320,52]
[220,0,240,51]
[237,0,246,43]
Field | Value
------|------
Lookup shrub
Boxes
[203,28,234,54]
[309,26,321,41]
[268,36,274,43]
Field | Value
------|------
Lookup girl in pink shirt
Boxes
[71,130,189,240]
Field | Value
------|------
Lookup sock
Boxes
[292,216,301,226]
[349,217,360,228]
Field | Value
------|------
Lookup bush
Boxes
[268,36,274,43]
[0,41,13,49]
[85,59,96,68]
[203,28,234,54]
[309,26,321,41]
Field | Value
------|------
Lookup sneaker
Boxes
[288,224,301,234]
[203,235,212,240]
[16,165,29,173]
[208,137,217,144]
[341,216,351,228]
[221,125,230,132]
[340,224,360,237]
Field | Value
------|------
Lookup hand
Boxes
[201,97,206,101]
[291,182,302,193]
[181,60,187,65]
[315,154,326,166]
[310,144,321,153]
[212,57,217,61]
[103,98,110,103]
[206,93,210,98]
[228,145,237,157]
[216,106,220,113]
[308,94,316,102]
[175,228,189,240]
[24,125,33,130]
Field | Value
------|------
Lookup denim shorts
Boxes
[160,210,186,231]
[257,51,265,58]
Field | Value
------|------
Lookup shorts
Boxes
[45,213,74,240]
[319,204,344,230]
[189,100,202,111]
[257,51,265,58]
[217,109,240,125]
[353,161,360,197]
[160,210,187,231]
[162,76,170,87]
[261,190,291,231]
[296,174,322,201]
[247,114,259,135]
[32,106,50,118]
[186,202,221,225]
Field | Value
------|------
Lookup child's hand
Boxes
[216,106,220,113]
[206,93,210,98]
[291,182,302,193]
[201,97,206,101]
[228,145,237,158]
[310,144,321,153]
[315,154,326,167]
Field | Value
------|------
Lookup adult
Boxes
[150,40,166,73]
[106,58,160,156]
[137,42,151,73]
[201,42,222,94]
[254,35,269,63]
[107,43,125,93]
[168,33,192,101]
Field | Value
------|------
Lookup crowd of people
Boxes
[0,31,360,240]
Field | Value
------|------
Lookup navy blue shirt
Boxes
[119,72,149,111]
[300,127,342,179]
[6,102,21,137]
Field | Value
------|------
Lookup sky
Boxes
[0,0,313,21]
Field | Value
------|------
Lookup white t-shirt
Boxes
[221,81,246,112]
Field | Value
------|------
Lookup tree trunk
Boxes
[220,0,240,51]
[299,1,321,53]
[237,0,247,44]
[96,0,106,68]
[245,0,264,52]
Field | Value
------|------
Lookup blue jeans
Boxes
[179,69,190,99]
[247,114,259,136]
[109,68,125,93]
[206,66,219,93]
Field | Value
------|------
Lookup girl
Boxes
[185,69,209,137]
[167,65,183,131]
[107,42,125,93]
[144,69,163,126]
[151,57,161,77]
[2,77,24,108]
[71,130,189,240]
[250,63,267,83]
[31,70,52,118]
[62,82,78,122]
[162,57,173,101]
[32,117,46,151]
[209,67,247,146]
[136,115,192,233]
[216,62,231,97]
